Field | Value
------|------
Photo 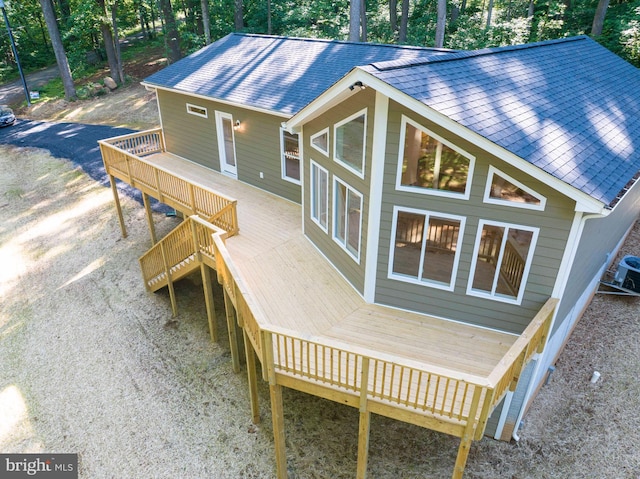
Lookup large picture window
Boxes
[467,221,539,304]
[310,161,328,231]
[389,207,465,291]
[397,116,473,198]
[281,129,300,184]
[334,109,367,177]
[333,177,363,262]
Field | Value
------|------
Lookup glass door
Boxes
[215,111,237,178]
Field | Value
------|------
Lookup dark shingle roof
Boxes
[362,36,640,207]
[144,33,450,116]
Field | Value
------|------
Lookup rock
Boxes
[104,76,118,90]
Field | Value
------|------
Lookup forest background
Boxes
[0,0,639,103]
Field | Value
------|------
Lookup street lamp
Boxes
[0,0,30,106]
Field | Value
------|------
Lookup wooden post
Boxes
[160,242,177,317]
[452,387,483,479]
[108,174,127,238]
[223,289,241,373]
[201,265,217,341]
[244,330,261,424]
[142,192,157,245]
[269,384,287,479]
[357,357,371,479]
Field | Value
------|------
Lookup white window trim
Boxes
[395,115,474,200]
[310,160,329,233]
[186,103,208,118]
[483,165,547,211]
[466,219,539,305]
[280,127,301,185]
[332,176,363,263]
[387,205,466,292]
[333,108,367,179]
[310,127,330,156]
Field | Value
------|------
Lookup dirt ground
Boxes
[1,62,640,478]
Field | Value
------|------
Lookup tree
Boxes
[38,0,76,100]
[349,0,362,41]
[591,0,610,36]
[159,0,181,63]
[390,0,398,35]
[398,0,409,42]
[435,0,446,47]
[201,0,211,43]
[235,0,243,31]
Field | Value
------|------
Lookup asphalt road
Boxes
[0,66,60,107]
[0,119,168,211]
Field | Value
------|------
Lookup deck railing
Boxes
[212,233,558,439]
[99,130,239,236]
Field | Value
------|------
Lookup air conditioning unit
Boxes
[614,255,640,292]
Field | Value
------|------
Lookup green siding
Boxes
[375,101,575,334]
[157,89,301,203]
[302,88,377,295]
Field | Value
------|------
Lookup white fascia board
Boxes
[285,68,608,215]
[142,82,292,119]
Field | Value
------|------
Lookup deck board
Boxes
[144,153,517,378]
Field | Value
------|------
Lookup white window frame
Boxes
[280,127,301,185]
[466,219,539,305]
[333,108,367,179]
[388,206,466,292]
[332,176,363,263]
[186,103,208,118]
[483,165,547,211]
[310,160,329,232]
[395,115,474,200]
[310,127,330,156]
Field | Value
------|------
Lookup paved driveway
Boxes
[0,66,60,107]
[0,119,168,211]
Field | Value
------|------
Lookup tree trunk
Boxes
[111,0,125,84]
[435,0,446,48]
[349,0,361,41]
[201,0,211,43]
[38,0,76,100]
[399,0,409,42]
[591,0,609,37]
[360,0,367,41]
[159,0,182,63]
[267,0,272,35]
[234,0,243,31]
[95,0,122,85]
[485,0,494,30]
[390,0,398,34]
[527,0,534,18]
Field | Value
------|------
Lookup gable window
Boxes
[397,116,473,199]
[467,221,539,304]
[484,166,546,211]
[334,109,367,177]
[186,103,208,118]
[311,128,329,156]
[310,161,328,231]
[333,177,363,262]
[281,129,300,184]
[389,207,465,291]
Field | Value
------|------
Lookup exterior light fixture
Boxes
[349,81,365,91]
[234,120,241,129]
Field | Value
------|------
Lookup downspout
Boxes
[511,210,605,441]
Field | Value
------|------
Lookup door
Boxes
[215,111,237,178]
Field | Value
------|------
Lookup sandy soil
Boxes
[1,70,640,478]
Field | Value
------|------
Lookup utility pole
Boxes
[0,0,30,106]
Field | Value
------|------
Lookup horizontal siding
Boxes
[158,89,301,203]
[375,100,575,334]
[302,88,377,295]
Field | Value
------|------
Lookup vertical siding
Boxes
[157,89,301,203]
[302,88,377,295]
[374,101,576,334]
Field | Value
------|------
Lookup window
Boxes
[467,221,539,304]
[484,166,546,211]
[397,116,473,198]
[389,207,465,291]
[311,128,329,156]
[310,161,328,231]
[333,177,363,262]
[281,129,300,183]
[334,109,367,177]
[186,103,208,118]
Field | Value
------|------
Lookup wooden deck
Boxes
[99,131,557,479]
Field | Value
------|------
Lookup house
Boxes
[98,33,640,478]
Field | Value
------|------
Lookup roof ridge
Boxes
[228,32,456,53]
[368,35,591,71]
